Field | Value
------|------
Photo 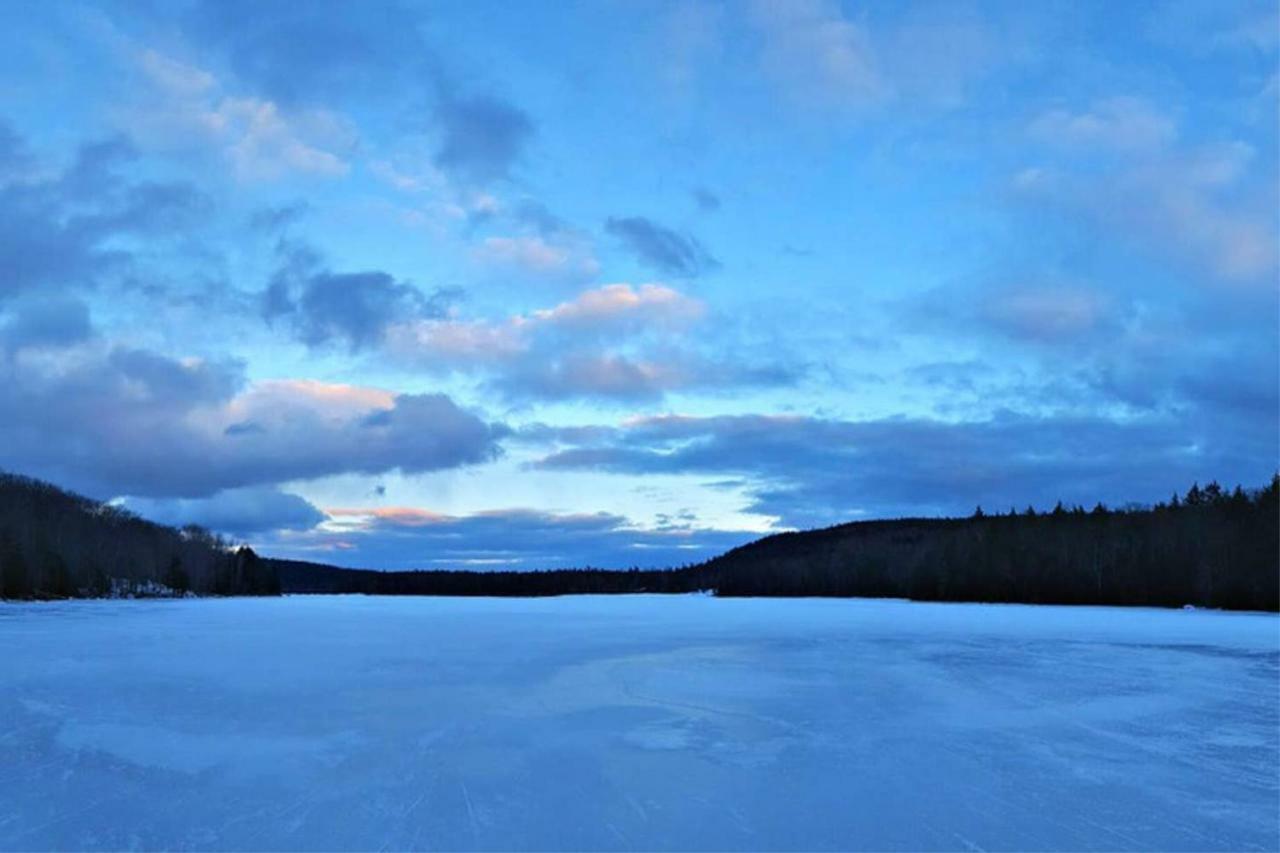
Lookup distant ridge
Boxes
[2,471,1276,611]
[696,483,1279,610]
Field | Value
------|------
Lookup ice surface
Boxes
[1,595,1276,851]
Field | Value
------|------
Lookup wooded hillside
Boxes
[698,477,1279,610]
[0,473,278,599]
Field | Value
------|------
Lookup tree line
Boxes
[697,476,1279,610]
[2,470,1276,611]
[0,473,279,599]
[272,558,707,596]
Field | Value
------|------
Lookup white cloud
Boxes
[382,283,787,400]
[1021,108,1277,286]
[748,0,885,108]
[128,48,355,181]
[475,235,600,278]
[1028,97,1177,153]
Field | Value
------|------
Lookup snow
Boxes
[1,595,1276,851]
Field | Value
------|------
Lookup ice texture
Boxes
[1,595,1276,850]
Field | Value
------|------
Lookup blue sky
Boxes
[0,0,1275,570]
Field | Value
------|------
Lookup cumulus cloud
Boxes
[0,343,507,499]
[129,48,356,180]
[605,216,718,277]
[385,282,792,400]
[263,242,454,351]
[388,282,700,365]
[122,486,325,537]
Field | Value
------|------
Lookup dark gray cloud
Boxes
[605,216,718,277]
[260,507,755,571]
[263,242,453,351]
[293,271,434,351]
[529,410,1277,528]
[433,94,534,185]
[0,343,507,499]
[123,486,326,538]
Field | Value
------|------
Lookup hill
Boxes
[696,480,1279,610]
[0,473,279,599]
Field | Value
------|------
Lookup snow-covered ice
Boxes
[1,595,1276,851]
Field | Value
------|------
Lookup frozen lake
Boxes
[1,595,1276,851]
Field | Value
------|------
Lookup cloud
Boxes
[433,94,534,185]
[385,282,792,401]
[471,199,600,279]
[749,0,884,109]
[691,187,721,212]
[0,127,211,302]
[1147,1,1280,56]
[183,0,427,105]
[605,216,719,277]
[129,48,355,181]
[1028,97,1178,153]
[263,505,756,570]
[906,277,1122,353]
[474,236,599,278]
[1,296,93,352]
[744,2,1012,113]
[492,353,794,403]
[1017,135,1278,286]
[493,354,687,402]
[532,283,704,330]
[122,486,325,537]
[0,120,32,182]
[528,409,1276,528]
[0,343,507,499]
[656,0,724,98]
[292,272,438,351]
[248,201,309,232]
[979,284,1114,343]
[389,282,702,365]
[263,242,454,351]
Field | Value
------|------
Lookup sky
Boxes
[0,0,1276,570]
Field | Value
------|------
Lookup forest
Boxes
[1,470,1276,610]
[699,478,1279,611]
[0,473,279,599]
